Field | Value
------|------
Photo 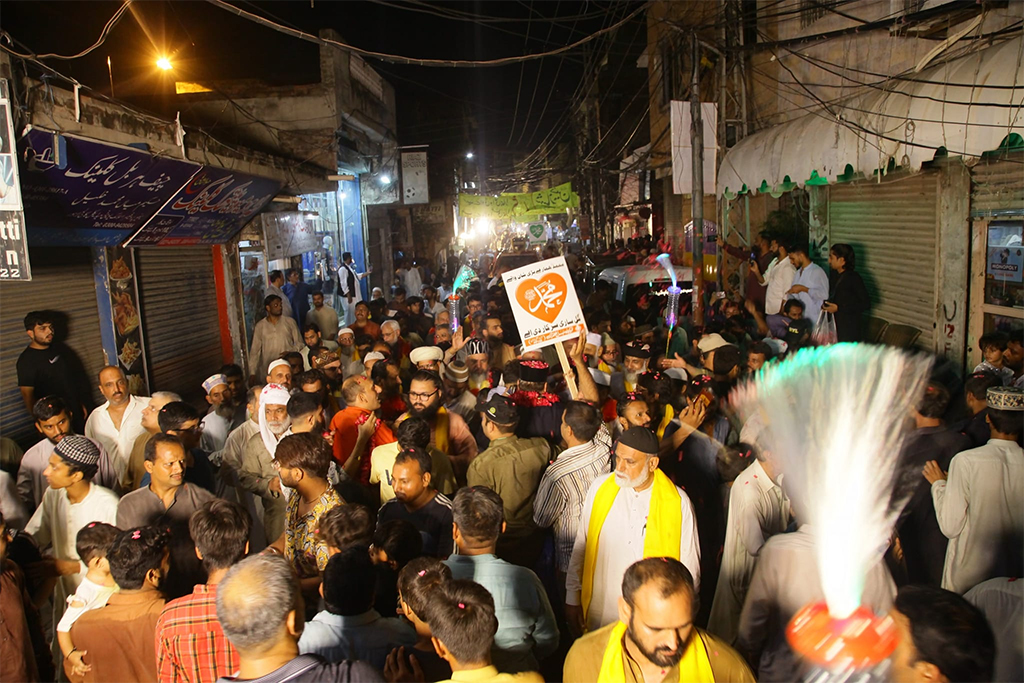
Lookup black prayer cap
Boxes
[618,426,660,455]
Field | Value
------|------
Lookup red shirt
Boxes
[330,405,396,484]
[155,584,238,683]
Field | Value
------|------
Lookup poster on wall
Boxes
[104,245,149,396]
[987,221,1023,284]
[1,92,30,279]
[401,151,428,205]
[502,256,586,350]
[262,212,319,260]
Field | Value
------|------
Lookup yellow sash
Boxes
[434,406,449,455]
[581,470,682,623]
[597,621,716,683]
[656,405,675,441]
[397,406,449,455]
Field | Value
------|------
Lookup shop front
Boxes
[3,127,281,415]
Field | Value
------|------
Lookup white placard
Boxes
[401,151,428,205]
[502,256,586,350]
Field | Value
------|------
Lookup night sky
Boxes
[1,1,646,156]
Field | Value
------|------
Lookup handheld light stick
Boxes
[448,265,474,334]
[731,344,932,682]
[655,253,681,355]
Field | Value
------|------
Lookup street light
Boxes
[466,151,474,159]
[156,56,173,71]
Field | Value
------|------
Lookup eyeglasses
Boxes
[173,424,204,435]
[408,389,439,402]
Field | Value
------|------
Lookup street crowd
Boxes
[2,235,1023,683]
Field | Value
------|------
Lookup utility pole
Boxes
[690,33,704,325]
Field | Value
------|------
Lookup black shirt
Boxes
[16,343,89,412]
[895,426,972,586]
[377,493,454,558]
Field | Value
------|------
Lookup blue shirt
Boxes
[443,554,559,673]
[297,610,416,671]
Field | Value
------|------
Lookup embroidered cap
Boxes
[988,385,1024,412]
[464,338,489,357]
[443,361,469,383]
[54,435,101,468]
[202,374,227,394]
[518,359,549,384]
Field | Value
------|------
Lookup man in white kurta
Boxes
[23,436,119,650]
[927,392,1023,594]
[707,456,789,644]
[84,393,147,482]
[565,427,700,634]
[736,524,896,682]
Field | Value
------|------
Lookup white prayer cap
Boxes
[410,346,444,364]
[364,351,386,364]
[586,332,602,347]
[664,367,688,382]
[267,359,290,373]
[337,328,355,338]
[589,368,611,386]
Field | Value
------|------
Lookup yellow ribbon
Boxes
[581,470,682,624]
[597,621,716,683]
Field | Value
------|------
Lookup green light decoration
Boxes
[451,265,475,294]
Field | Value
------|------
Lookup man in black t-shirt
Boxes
[376,446,454,558]
[16,311,90,432]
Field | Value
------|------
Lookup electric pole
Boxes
[690,33,704,325]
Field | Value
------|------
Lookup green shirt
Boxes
[467,435,551,534]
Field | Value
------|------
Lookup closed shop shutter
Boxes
[0,248,106,446]
[135,247,222,404]
[828,171,939,349]
[971,153,1024,217]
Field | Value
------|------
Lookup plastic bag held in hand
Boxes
[812,310,838,346]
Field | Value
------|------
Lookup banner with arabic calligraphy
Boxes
[502,255,586,350]
[459,182,579,220]
[125,166,281,246]
[19,127,200,246]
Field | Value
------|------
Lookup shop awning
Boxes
[717,36,1024,196]
[18,127,282,247]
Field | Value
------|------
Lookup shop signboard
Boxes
[18,127,198,246]
[412,201,446,225]
[262,212,319,260]
[502,256,586,351]
[126,166,281,246]
[401,151,428,205]
[0,89,30,280]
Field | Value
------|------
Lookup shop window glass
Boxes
[984,220,1023,310]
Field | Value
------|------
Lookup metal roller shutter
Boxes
[135,247,223,404]
[828,172,939,349]
[0,248,106,446]
[971,153,1024,217]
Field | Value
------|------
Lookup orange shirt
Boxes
[330,405,395,484]
[351,321,381,340]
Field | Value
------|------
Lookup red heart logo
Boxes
[515,273,568,323]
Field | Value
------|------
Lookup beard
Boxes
[469,371,489,387]
[408,399,440,420]
[628,616,691,668]
[624,370,640,385]
[214,401,235,419]
[267,419,289,436]
[615,469,649,490]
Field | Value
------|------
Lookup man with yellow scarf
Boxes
[398,370,477,482]
[565,426,701,636]
[564,557,754,683]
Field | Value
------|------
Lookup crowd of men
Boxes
[3,243,1023,683]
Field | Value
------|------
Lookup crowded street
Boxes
[0,2,1022,683]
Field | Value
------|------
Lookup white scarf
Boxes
[259,384,292,457]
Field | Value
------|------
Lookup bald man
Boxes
[85,366,149,482]
[215,554,380,682]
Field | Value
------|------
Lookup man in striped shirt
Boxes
[156,499,250,683]
[533,401,612,592]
